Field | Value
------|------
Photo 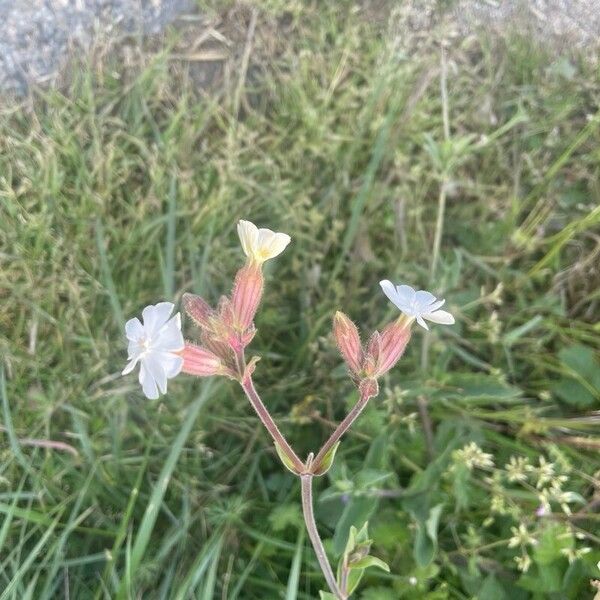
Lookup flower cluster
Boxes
[452,441,495,471]
[122,219,455,400]
[447,448,592,575]
[122,220,290,398]
[333,285,454,390]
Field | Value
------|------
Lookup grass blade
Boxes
[115,380,215,599]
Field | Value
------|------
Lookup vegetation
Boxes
[1,2,599,598]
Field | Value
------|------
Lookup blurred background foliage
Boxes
[0,1,599,598]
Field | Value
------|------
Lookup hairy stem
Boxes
[313,388,374,471]
[301,475,345,599]
[240,374,305,473]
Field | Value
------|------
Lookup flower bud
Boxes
[363,331,381,377]
[181,343,223,377]
[182,293,214,330]
[231,263,264,331]
[217,295,235,329]
[333,311,363,375]
[365,320,411,377]
[200,331,233,365]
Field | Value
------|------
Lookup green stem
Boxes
[301,475,345,599]
[240,375,305,474]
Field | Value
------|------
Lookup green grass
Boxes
[1,2,599,598]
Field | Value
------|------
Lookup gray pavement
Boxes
[0,0,193,93]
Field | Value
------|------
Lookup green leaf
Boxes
[333,496,378,555]
[553,345,600,407]
[319,592,337,600]
[413,504,443,567]
[360,588,397,600]
[443,372,523,405]
[348,555,389,572]
[534,524,573,565]
[519,563,564,593]
[346,567,365,596]
[452,463,471,510]
[479,574,508,600]
[274,442,301,474]
[313,442,340,476]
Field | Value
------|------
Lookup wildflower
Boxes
[508,523,537,549]
[453,442,494,471]
[491,495,507,515]
[505,456,530,483]
[537,489,552,513]
[535,505,548,517]
[122,302,184,399]
[561,546,591,564]
[379,281,454,330]
[237,220,291,265]
[533,456,555,489]
[551,489,583,515]
[550,473,569,490]
[514,554,532,573]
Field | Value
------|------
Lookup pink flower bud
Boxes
[182,293,214,330]
[364,320,411,377]
[200,331,233,365]
[333,311,363,375]
[181,343,223,377]
[363,331,381,377]
[231,263,264,331]
[376,320,411,375]
[217,295,235,329]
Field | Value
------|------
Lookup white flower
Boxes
[508,524,537,549]
[122,302,184,399]
[379,281,455,330]
[237,219,291,265]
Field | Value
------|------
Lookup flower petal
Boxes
[122,358,138,375]
[142,354,168,395]
[395,284,416,307]
[160,353,184,378]
[262,231,291,259]
[156,314,184,351]
[125,317,143,341]
[127,339,143,360]
[139,362,159,399]
[415,290,437,308]
[142,302,174,335]
[416,315,429,330]
[380,280,401,306]
[426,298,446,312]
[424,309,455,325]
[237,220,259,258]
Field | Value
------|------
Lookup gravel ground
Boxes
[453,0,600,52]
[1,0,599,94]
[0,0,193,93]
